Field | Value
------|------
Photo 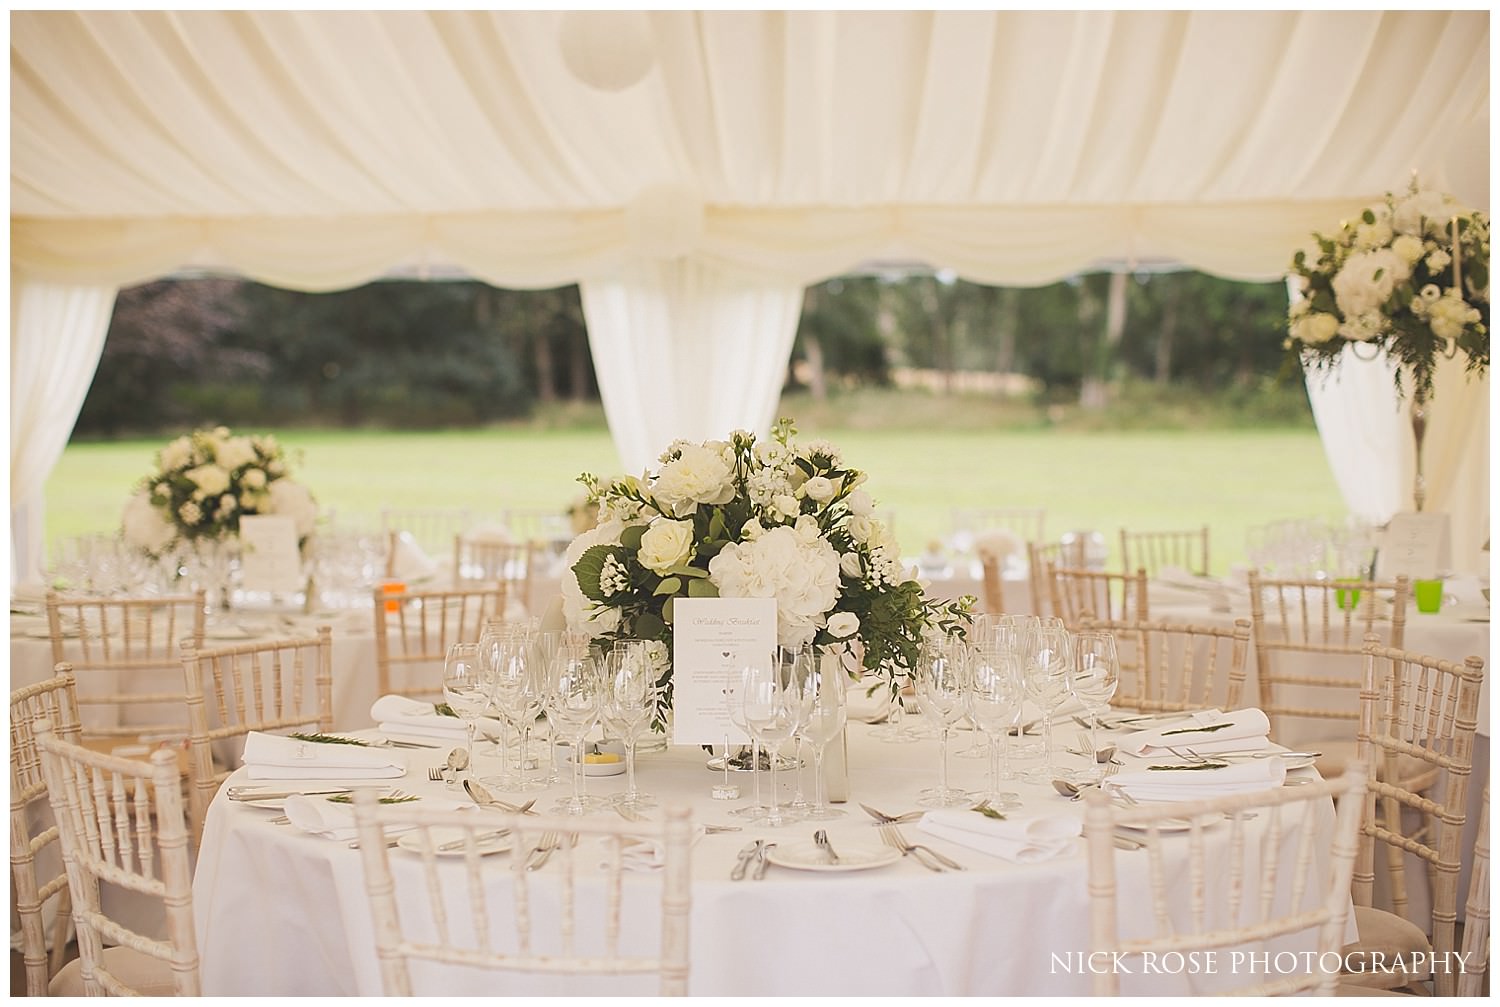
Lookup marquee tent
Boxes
[9,10,1491,580]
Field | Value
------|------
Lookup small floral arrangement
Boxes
[1285,180,1489,402]
[122,426,318,553]
[562,419,972,725]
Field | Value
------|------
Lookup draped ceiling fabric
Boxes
[9,10,1492,577]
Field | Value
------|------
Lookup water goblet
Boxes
[916,634,974,808]
[1020,622,1074,783]
[741,652,800,828]
[441,642,487,778]
[723,667,767,820]
[968,645,1024,809]
[1069,630,1120,782]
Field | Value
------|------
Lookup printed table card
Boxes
[671,597,778,746]
[1376,512,1451,580]
[237,515,304,594]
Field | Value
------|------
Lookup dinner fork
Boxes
[525,832,561,871]
[427,767,445,782]
[858,803,924,825]
[879,824,965,872]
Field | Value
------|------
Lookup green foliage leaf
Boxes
[571,543,619,602]
[661,597,675,624]
[619,525,646,552]
[634,612,665,639]
[654,576,682,596]
[687,578,719,598]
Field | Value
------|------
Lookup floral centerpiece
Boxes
[122,425,318,555]
[562,419,972,726]
[1284,180,1489,402]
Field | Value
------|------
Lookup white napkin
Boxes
[1120,708,1271,757]
[847,680,895,724]
[389,531,438,581]
[916,809,1081,864]
[370,694,505,744]
[594,828,705,873]
[241,731,406,780]
[283,794,469,841]
[1111,757,1286,803]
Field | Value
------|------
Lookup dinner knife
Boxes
[730,840,763,881]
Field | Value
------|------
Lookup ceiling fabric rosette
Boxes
[9,10,1490,577]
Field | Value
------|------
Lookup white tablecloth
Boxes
[191,723,1350,996]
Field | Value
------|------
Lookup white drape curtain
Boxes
[1305,347,1489,573]
[579,259,804,474]
[10,277,118,582]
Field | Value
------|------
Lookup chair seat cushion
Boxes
[48,945,181,996]
[1340,905,1433,987]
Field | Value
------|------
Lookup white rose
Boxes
[1291,311,1340,346]
[652,444,735,518]
[840,552,863,579]
[827,612,860,639]
[1332,248,1409,318]
[1391,234,1425,265]
[847,515,873,543]
[184,464,230,499]
[637,518,695,574]
[802,476,835,502]
[121,490,177,554]
[215,436,257,471]
[771,494,800,520]
[158,436,193,473]
[845,489,874,517]
[266,478,319,538]
[242,468,267,489]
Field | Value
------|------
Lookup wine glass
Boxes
[741,652,800,828]
[781,644,816,813]
[441,642,486,780]
[800,645,849,820]
[916,633,973,808]
[724,665,767,821]
[603,640,656,811]
[1021,621,1074,783]
[1069,631,1120,782]
[488,637,546,791]
[546,644,602,815]
[968,644,1024,809]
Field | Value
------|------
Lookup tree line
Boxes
[75,269,1299,436]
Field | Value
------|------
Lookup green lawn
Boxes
[46,409,1345,575]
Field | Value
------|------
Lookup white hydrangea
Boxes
[652,443,735,518]
[708,523,841,648]
[1429,291,1482,341]
[266,478,318,537]
[122,490,177,554]
[1332,248,1410,318]
[560,519,626,636]
[214,436,257,471]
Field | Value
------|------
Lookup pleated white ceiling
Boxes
[11,9,1490,291]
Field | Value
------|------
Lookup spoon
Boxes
[444,747,469,788]
[1094,745,1117,764]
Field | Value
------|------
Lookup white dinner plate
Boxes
[1116,816,1207,834]
[396,828,512,857]
[765,841,901,873]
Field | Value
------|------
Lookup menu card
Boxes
[671,597,778,746]
[237,515,304,594]
[1376,512,1451,580]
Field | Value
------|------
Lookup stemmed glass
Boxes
[721,666,768,820]
[916,633,973,808]
[603,640,656,812]
[800,645,849,820]
[1021,621,1075,783]
[741,652,801,828]
[1069,631,1120,782]
[441,642,487,779]
[546,644,602,815]
[780,644,815,814]
[967,644,1024,809]
[489,636,546,791]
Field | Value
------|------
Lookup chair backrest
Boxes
[1083,769,1367,996]
[1247,571,1410,742]
[35,719,200,996]
[1077,616,1251,714]
[1354,638,1484,997]
[349,795,693,995]
[1048,566,1148,629]
[10,669,82,995]
[952,507,1046,547]
[380,506,474,557]
[1458,786,1489,998]
[1026,539,1091,618]
[373,585,508,700]
[1118,525,1210,578]
[45,590,206,741]
[978,555,1006,615]
[180,627,334,845]
[454,534,535,597]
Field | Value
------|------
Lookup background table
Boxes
[192,722,1348,996]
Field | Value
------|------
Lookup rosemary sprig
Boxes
[325,794,420,804]
[290,732,369,746]
[1147,762,1230,772]
[433,702,459,718]
[973,805,1008,820]
[1160,722,1233,737]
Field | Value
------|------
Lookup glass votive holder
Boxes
[1414,578,1444,614]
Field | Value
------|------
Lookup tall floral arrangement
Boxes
[562,419,972,724]
[122,426,318,554]
[1285,180,1489,402]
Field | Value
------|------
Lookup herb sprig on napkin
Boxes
[290,732,369,747]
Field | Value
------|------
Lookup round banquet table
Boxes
[191,721,1351,996]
